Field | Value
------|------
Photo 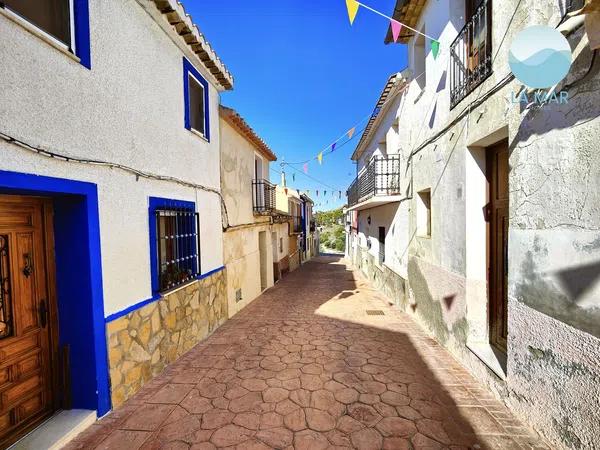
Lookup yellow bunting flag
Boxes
[346,0,360,25]
[318,152,323,164]
[348,127,355,139]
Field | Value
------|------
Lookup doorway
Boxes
[487,140,509,353]
[378,226,386,266]
[0,196,59,448]
[258,231,268,291]
[271,232,279,283]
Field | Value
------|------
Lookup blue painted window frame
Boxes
[73,0,91,68]
[183,57,210,142]
[148,196,198,296]
[0,0,91,69]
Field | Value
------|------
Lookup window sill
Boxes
[189,127,209,143]
[157,278,199,297]
[467,341,507,380]
[0,7,80,65]
[417,234,431,239]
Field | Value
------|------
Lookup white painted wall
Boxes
[346,1,600,447]
[0,0,225,316]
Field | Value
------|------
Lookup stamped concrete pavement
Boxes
[65,256,548,450]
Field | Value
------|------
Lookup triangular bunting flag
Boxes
[391,20,402,42]
[331,142,336,152]
[284,188,288,195]
[316,190,319,197]
[348,127,355,139]
[431,40,440,59]
[324,191,327,196]
[345,0,359,25]
[303,163,308,174]
[292,173,296,182]
[317,152,323,164]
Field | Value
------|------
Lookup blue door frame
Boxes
[0,170,110,416]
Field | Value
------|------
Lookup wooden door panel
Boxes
[488,141,509,354]
[0,196,57,448]
[14,233,39,335]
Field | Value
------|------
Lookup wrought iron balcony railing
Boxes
[450,0,492,109]
[252,179,276,214]
[347,156,401,207]
[292,215,302,234]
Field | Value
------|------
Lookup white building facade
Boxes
[0,0,233,445]
[345,0,600,447]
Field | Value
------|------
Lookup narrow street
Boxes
[67,257,547,450]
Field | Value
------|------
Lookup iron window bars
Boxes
[450,0,493,109]
[292,215,302,234]
[347,156,402,207]
[155,208,201,292]
[252,179,276,214]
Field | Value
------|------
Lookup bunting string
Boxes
[347,1,440,43]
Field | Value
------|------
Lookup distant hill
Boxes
[315,207,344,227]
[316,207,345,253]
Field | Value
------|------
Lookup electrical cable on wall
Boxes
[0,130,233,230]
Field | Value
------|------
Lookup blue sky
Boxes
[186,0,407,210]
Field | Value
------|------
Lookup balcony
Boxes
[450,0,492,109]
[291,215,302,234]
[347,156,401,209]
[252,179,276,214]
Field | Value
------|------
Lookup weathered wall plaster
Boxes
[346,1,600,447]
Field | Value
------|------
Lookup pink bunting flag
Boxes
[303,163,308,174]
[391,20,402,43]
[348,127,355,139]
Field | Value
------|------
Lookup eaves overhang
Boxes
[152,0,234,90]
[351,72,407,161]
[220,106,277,161]
[384,0,428,44]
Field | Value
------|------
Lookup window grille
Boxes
[449,0,493,108]
[155,208,201,292]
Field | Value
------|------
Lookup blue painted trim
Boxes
[0,170,110,416]
[106,265,225,323]
[105,294,161,323]
[73,0,91,69]
[183,57,210,142]
[197,265,225,281]
[148,196,196,295]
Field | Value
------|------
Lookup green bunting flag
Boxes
[431,40,440,59]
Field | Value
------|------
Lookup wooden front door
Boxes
[0,196,58,449]
[487,140,509,353]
